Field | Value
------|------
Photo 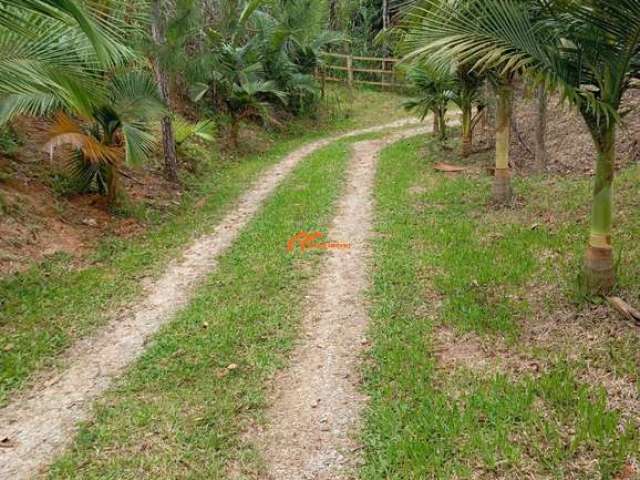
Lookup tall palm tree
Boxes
[398,0,640,292]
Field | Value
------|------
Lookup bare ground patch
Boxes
[432,305,640,432]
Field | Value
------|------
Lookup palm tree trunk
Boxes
[382,0,390,31]
[438,109,447,142]
[381,0,390,61]
[461,104,473,157]
[329,0,339,30]
[493,84,513,204]
[151,0,179,183]
[106,165,119,207]
[585,126,616,293]
[534,85,548,172]
[432,110,440,136]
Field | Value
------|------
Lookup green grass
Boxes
[361,135,640,479]
[45,138,360,478]
[0,87,407,406]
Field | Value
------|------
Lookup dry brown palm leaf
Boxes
[607,297,640,326]
[43,113,123,166]
[433,162,467,173]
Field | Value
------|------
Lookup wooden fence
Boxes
[317,52,407,90]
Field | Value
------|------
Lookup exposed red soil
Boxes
[0,119,178,276]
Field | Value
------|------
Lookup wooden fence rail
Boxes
[317,52,407,90]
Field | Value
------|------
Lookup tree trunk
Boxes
[329,0,339,30]
[433,110,440,136]
[461,104,473,157]
[585,126,616,293]
[106,165,119,207]
[438,108,447,143]
[381,0,390,57]
[382,0,390,31]
[151,0,179,183]
[493,83,513,204]
[230,117,240,149]
[534,85,548,172]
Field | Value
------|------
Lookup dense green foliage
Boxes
[0,0,343,201]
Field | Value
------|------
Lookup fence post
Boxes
[347,55,353,89]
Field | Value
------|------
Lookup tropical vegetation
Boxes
[395,0,640,293]
[2,1,640,479]
[0,0,342,201]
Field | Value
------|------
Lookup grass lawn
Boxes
[361,134,640,479]
[0,86,407,406]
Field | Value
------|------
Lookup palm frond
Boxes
[44,112,123,166]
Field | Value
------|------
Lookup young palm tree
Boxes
[398,0,640,292]
[403,63,453,142]
[399,0,517,203]
[44,72,164,205]
[404,61,484,151]
[190,42,287,148]
[453,65,484,157]
[253,0,343,114]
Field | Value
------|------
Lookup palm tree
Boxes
[0,0,135,124]
[0,0,133,66]
[253,0,343,114]
[403,61,484,151]
[403,63,453,142]
[190,42,287,148]
[399,0,517,203]
[398,0,640,292]
[44,72,164,205]
[452,65,484,157]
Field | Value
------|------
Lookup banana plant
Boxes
[397,0,640,293]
